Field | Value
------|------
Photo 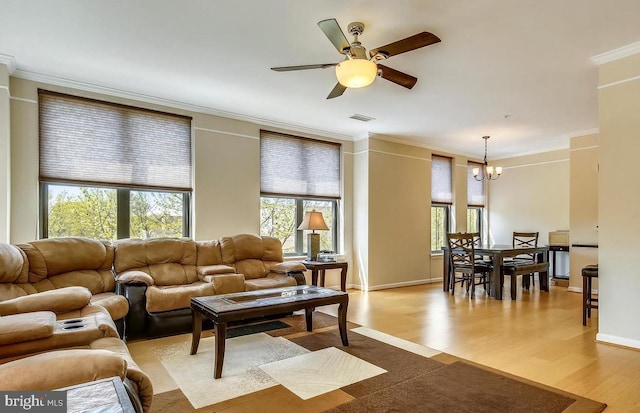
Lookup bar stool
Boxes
[582,264,598,326]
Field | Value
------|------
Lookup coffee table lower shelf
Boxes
[190,285,349,379]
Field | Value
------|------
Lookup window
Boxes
[431,205,450,253]
[260,130,340,256]
[431,155,452,253]
[39,90,192,240]
[467,161,485,237]
[467,207,482,235]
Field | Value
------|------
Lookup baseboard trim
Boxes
[349,278,443,292]
[567,286,599,294]
[596,333,640,350]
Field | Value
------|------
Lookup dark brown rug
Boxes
[149,313,607,413]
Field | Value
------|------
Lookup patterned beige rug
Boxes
[145,313,607,413]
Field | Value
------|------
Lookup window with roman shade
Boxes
[260,130,341,200]
[431,155,453,204]
[467,161,485,207]
[259,130,341,255]
[38,90,192,240]
[431,155,452,253]
[39,90,192,191]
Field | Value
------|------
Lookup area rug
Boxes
[147,312,607,413]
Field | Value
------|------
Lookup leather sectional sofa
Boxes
[0,234,307,340]
[0,233,308,411]
[0,244,153,412]
[116,233,307,339]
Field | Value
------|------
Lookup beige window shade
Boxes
[39,90,192,191]
[260,130,341,199]
[431,155,452,204]
[467,161,485,207]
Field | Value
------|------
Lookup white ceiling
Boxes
[2,1,640,159]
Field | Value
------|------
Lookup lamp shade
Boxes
[297,210,329,231]
[335,59,377,88]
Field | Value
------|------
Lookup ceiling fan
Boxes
[271,18,441,99]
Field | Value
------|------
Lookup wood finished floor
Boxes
[321,282,639,413]
[130,282,639,412]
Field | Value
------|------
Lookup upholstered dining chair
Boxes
[447,233,492,298]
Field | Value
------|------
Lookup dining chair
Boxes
[512,231,539,289]
[501,231,548,300]
[447,233,492,298]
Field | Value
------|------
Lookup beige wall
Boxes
[597,53,640,349]
[569,134,599,291]
[489,150,570,246]
[0,64,10,242]
[350,137,479,290]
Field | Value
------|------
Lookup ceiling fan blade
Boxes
[370,32,441,58]
[318,19,350,54]
[378,64,418,89]
[271,63,338,72]
[327,83,347,99]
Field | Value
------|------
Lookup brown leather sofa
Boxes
[116,234,306,339]
[0,288,152,411]
[5,239,129,336]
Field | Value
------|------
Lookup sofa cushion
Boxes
[114,238,198,286]
[0,311,56,345]
[0,349,127,391]
[234,259,268,280]
[197,264,236,277]
[145,282,215,313]
[90,293,129,321]
[0,243,29,284]
[0,312,119,359]
[202,273,245,295]
[196,240,223,266]
[18,238,113,284]
[244,274,297,291]
[0,287,92,316]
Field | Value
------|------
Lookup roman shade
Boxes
[467,161,485,207]
[260,130,341,199]
[431,155,452,204]
[39,90,192,191]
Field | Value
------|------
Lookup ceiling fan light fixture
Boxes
[335,59,377,88]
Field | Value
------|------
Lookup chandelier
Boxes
[472,136,503,181]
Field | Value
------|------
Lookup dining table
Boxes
[442,244,550,300]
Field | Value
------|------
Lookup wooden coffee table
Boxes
[190,285,349,378]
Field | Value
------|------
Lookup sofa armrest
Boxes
[0,311,56,345]
[197,264,236,277]
[271,261,307,273]
[116,271,155,286]
[0,349,127,391]
[0,287,92,316]
[116,283,148,341]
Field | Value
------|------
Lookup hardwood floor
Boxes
[131,281,639,412]
[319,282,639,413]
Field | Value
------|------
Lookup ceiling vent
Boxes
[349,114,375,122]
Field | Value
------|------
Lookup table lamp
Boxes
[298,210,329,261]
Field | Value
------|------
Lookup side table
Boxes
[303,260,348,292]
[57,376,137,413]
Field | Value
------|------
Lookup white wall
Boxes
[489,150,570,247]
[597,52,640,349]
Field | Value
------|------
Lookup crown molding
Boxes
[566,128,599,138]
[11,69,354,142]
[0,53,16,74]
[591,41,640,65]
